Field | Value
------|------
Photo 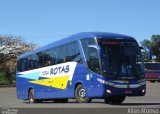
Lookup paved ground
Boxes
[0,83,159,108]
[0,83,160,114]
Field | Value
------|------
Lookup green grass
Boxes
[0,72,15,85]
[0,72,9,85]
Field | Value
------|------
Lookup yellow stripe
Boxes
[29,76,69,89]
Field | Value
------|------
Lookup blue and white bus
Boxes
[16,32,146,104]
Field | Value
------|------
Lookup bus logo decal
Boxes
[17,62,77,89]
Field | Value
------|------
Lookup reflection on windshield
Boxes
[100,40,145,79]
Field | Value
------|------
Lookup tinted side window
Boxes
[89,47,100,73]
[43,49,53,66]
[69,41,81,62]
[52,48,57,65]
[17,41,82,72]
[26,56,33,70]
[54,41,82,64]
[54,46,64,64]
[32,54,39,69]
[81,38,96,62]
[17,58,26,72]
[81,38,100,73]
[37,52,44,68]
[17,57,30,72]
[64,44,71,62]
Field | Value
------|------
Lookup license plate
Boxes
[125,90,132,94]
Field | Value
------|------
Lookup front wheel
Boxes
[75,84,92,103]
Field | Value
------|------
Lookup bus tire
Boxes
[28,89,36,103]
[106,96,125,104]
[104,97,112,103]
[75,84,92,103]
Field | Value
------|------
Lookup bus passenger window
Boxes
[17,58,26,72]
[69,41,82,64]
[53,48,59,65]
[43,51,52,67]
[52,57,56,65]
[37,52,44,68]
[64,44,71,62]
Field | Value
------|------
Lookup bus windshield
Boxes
[99,40,145,79]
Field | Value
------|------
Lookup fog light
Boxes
[106,89,111,94]
[142,89,145,93]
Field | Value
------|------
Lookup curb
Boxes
[0,84,15,88]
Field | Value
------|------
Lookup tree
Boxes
[0,35,38,84]
[140,39,151,47]
[0,35,38,63]
[141,35,160,62]
[150,35,160,61]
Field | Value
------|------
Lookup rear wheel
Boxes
[28,89,35,103]
[105,96,126,104]
[28,89,42,103]
[75,84,92,103]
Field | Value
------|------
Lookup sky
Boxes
[0,0,160,46]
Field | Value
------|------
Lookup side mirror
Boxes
[140,46,152,60]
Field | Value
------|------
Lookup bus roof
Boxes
[17,32,135,60]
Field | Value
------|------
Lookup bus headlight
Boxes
[142,89,145,93]
[106,89,112,94]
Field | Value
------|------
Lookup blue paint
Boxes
[16,32,146,101]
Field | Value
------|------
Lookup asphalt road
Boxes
[0,83,160,114]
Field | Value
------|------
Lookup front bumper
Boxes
[105,84,146,97]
